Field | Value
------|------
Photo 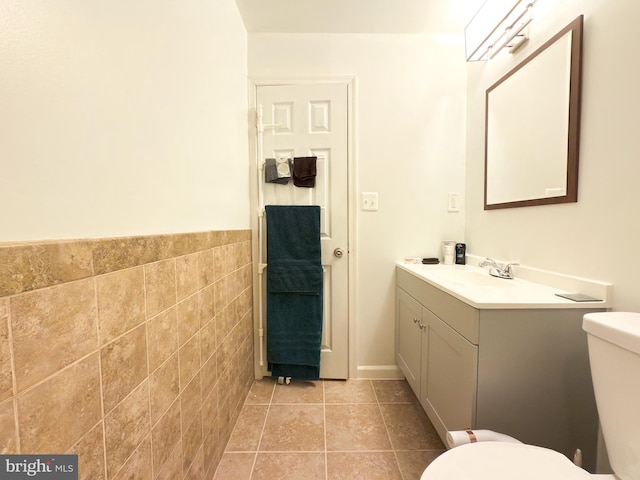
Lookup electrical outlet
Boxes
[361,192,379,211]
[448,193,461,212]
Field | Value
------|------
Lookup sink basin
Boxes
[427,268,512,288]
[400,264,524,295]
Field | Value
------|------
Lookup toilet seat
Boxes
[421,442,593,480]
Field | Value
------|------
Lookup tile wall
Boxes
[0,230,254,479]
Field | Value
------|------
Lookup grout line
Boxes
[143,279,155,480]
[244,449,396,454]
[6,298,21,454]
[142,262,158,480]
[246,380,275,479]
[111,431,152,480]
[323,380,328,480]
[165,259,186,473]
[93,276,109,480]
[373,380,406,480]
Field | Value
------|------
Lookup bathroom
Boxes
[1,0,639,478]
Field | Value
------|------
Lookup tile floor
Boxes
[213,378,445,480]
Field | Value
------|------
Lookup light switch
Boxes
[361,192,379,211]
[448,193,461,212]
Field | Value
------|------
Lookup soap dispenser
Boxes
[455,243,466,265]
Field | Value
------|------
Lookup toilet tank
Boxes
[583,312,640,480]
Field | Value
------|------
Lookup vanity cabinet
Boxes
[396,266,606,472]
[397,288,478,431]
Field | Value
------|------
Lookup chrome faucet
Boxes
[479,258,519,279]
[496,263,519,279]
[479,258,499,269]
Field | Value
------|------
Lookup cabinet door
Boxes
[396,288,423,395]
[423,309,478,434]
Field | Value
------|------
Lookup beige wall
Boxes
[249,33,468,377]
[0,230,254,479]
[0,0,250,241]
[465,0,640,312]
[0,1,255,476]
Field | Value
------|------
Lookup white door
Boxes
[256,82,349,379]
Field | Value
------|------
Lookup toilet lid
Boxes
[421,442,593,480]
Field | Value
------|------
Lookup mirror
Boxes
[484,16,583,210]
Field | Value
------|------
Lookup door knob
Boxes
[334,248,344,258]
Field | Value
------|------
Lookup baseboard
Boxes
[355,365,404,380]
[253,364,404,381]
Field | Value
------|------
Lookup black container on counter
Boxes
[455,243,466,265]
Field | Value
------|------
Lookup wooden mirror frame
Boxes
[484,15,584,210]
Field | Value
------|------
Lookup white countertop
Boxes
[396,261,611,309]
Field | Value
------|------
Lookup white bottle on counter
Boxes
[442,241,455,265]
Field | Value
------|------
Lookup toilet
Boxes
[421,312,640,480]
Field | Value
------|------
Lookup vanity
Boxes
[395,261,610,472]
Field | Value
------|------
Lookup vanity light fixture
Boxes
[465,0,536,62]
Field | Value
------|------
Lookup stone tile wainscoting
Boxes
[0,230,254,479]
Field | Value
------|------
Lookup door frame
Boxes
[248,75,357,380]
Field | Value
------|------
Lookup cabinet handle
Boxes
[412,318,426,329]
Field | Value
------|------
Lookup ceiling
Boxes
[235,0,485,35]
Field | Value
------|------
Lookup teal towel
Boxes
[267,263,323,294]
[266,205,321,263]
[265,206,323,380]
